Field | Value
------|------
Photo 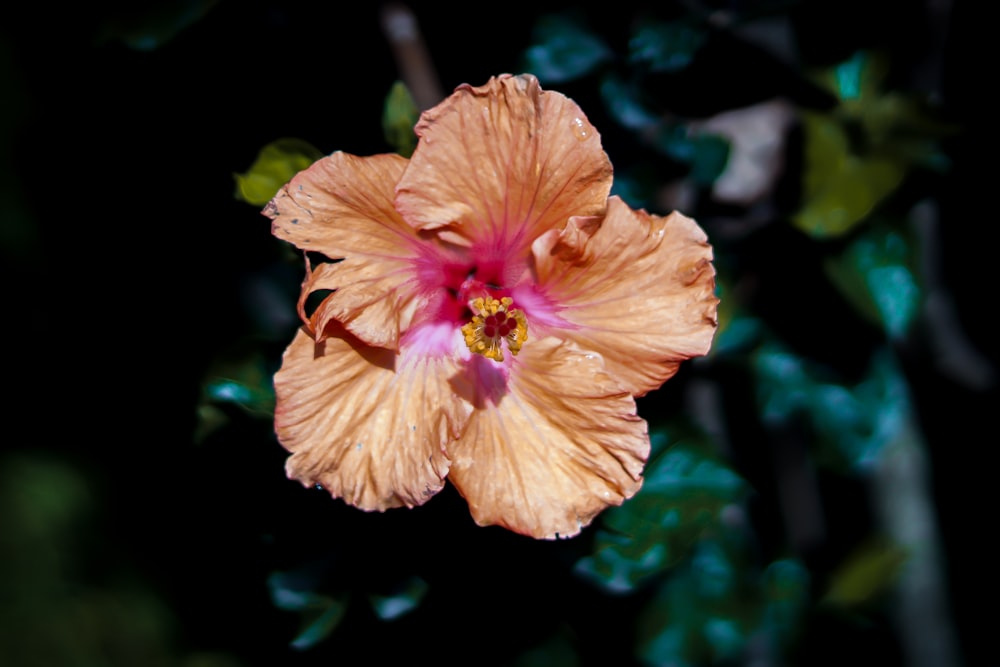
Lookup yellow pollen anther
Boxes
[461,296,529,362]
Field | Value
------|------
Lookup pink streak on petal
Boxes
[466,354,511,409]
[401,321,462,359]
[511,283,577,334]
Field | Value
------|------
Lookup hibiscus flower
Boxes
[265,74,718,539]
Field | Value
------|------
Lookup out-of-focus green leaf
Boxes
[713,315,762,356]
[858,93,954,171]
[289,602,348,651]
[368,576,429,621]
[0,455,240,666]
[575,430,745,594]
[193,404,229,445]
[510,628,581,667]
[761,559,810,645]
[710,277,762,357]
[825,224,921,340]
[635,538,751,667]
[600,74,660,131]
[653,124,696,162]
[382,81,419,158]
[689,133,731,185]
[268,571,349,651]
[826,52,954,169]
[98,0,219,51]
[754,343,914,471]
[202,373,273,415]
[196,340,276,441]
[523,13,613,84]
[629,18,707,72]
[822,537,908,608]
[637,548,809,667]
[234,138,324,206]
[0,455,91,566]
[824,51,887,103]
[651,125,731,185]
[796,52,950,239]
[793,111,904,238]
[754,344,812,424]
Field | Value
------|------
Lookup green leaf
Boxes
[636,549,810,666]
[600,74,660,131]
[523,13,613,84]
[713,315,762,356]
[652,124,696,162]
[761,559,810,645]
[234,138,324,206]
[822,537,908,608]
[629,18,707,72]
[634,538,751,667]
[649,124,730,184]
[289,602,349,651]
[382,81,419,158]
[710,277,762,357]
[826,51,886,102]
[268,571,350,651]
[825,224,921,339]
[575,430,745,594]
[196,340,276,441]
[510,630,581,667]
[98,0,219,51]
[367,576,429,621]
[793,112,904,238]
[689,133,731,185]
[753,343,915,471]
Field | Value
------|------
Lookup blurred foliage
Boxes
[795,109,905,237]
[576,429,746,594]
[523,13,614,83]
[0,454,242,666]
[754,343,915,471]
[635,546,810,666]
[824,223,921,340]
[628,16,707,72]
[268,570,350,651]
[795,52,952,237]
[234,138,324,206]
[382,81,420,157]
[97,0,219,50]
[195,338,277,444]
[822,536,908,610]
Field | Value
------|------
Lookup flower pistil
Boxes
[461,296,528,362]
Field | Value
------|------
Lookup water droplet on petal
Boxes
[571,117,590,140]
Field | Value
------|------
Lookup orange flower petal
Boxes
[274,326,470,511]
[265,152,424,349]
[298,255,423,350]
[534,196,719,396]
[395,74,613,254]
[446,337,649,539]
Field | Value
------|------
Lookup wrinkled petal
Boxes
[298,255,424,350]
[447,337,649,539]
[395,74,613,256]
[265,152,427,349]
[274,325,471,511]
[533,196,719,395]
